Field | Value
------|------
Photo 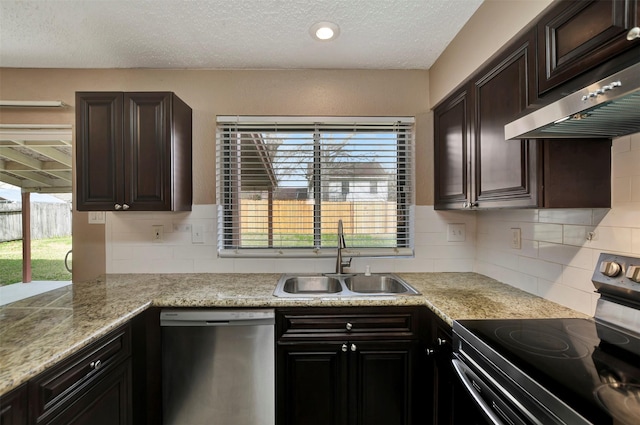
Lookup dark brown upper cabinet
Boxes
[472,29,539,209]
[434,26,613,210]
[434,87,472,210]
[76,92,192,212]
[538,0,640,96]
[435,30,538,209]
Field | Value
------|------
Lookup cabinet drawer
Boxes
[29,323,131,421]
[277,308,418,340]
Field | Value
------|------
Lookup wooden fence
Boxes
[241,200,397,234]
[0,202,72,242]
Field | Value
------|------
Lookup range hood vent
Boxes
[505,61,640,139]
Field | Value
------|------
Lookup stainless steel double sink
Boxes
[273,273,420,297]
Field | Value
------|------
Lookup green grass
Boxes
[240,233,397,248]
[0,236,72,286]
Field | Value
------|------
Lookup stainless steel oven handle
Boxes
[492,401,515,425]
[452,358,505,425]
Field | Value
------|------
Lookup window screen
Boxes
[216,116,414,258]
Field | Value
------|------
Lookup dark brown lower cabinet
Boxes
[276,307,426,425]
[351,341,417,425]
[430,324,453,425]
[278,342,348,425]
[40,361,131,425]
[427,312,480,425]
[131,307,162,425]
[27,324,132,425]
[0,384,28,425]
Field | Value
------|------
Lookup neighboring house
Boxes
[309,162,391,202]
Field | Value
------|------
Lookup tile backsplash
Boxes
[475,133,640,316]
[105,205,477,276]
[105,133,639,316]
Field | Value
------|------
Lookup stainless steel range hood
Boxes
[505,61,640,139]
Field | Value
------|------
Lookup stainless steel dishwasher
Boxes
[161,309,275,425]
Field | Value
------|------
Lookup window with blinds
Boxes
[216,116,414,258]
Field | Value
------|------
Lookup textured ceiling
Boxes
[0,0,483,69]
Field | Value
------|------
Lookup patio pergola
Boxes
[0,124,72,282]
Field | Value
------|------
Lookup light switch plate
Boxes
[447,224,466,242]
[88,211,105,224]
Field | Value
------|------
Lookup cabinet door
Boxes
[431,326,453,425]
[350,341,416,425]
[76,92,124,211]
[473,29,538,208]
[43,360,132,425]
[277,342,348,425]
[538,0,640,95]
[434,88,471,210]
[0,384,28,425]
[123,93,173,211]
[29,324,131,423]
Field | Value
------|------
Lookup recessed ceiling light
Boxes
[309,21,340,41]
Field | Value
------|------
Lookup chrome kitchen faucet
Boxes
[336,219,352,274]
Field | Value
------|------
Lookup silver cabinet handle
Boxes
[426,348,435,356]
[122,204,130,210]
[342,343,348,352]
[114,204,122,210]
[437,337,447,346]
[90,359,102,370]
[350,343,357,352]
[346,322,353,331]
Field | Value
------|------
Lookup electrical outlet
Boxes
[192,224,205,244]
[447,224,466,242]
[510,228,521,249]
[152,225,164,243]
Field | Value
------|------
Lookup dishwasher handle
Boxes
[160,309,275,327]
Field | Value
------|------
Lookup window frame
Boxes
[216,116,415,259]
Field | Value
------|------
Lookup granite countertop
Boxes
[0,272,587,395]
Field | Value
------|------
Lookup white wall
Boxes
[475,133,640,316]
[105,206,476,275]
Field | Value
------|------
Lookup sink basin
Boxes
[344,274,415,294]
[282,276,342,294]
[273,273,420,297]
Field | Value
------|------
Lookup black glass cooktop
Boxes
[456,318,640,424]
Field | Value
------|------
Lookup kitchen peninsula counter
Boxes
[0,272,587,395]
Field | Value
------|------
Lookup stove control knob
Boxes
[626,265,640,283]
[600,261,622,277]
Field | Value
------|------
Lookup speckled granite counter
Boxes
[0,272,587,395]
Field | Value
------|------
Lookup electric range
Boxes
[453,253,640,425]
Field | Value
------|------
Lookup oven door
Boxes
[452,354,541,425]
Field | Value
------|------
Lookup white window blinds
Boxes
[216,116,414,258]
